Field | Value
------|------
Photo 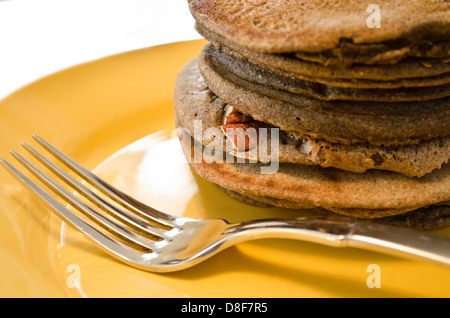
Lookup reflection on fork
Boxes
[1,135,450,272]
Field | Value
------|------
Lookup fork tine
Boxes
[10,151,159,252]
[32,134,175,227]
[0,157,154,265]
[21,142,168,239]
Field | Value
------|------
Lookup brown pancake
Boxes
[203,44,450,102]
[219,186,450,230]
[177,130,450,221]
[174,63,450,218]
[189,0,450,62]
[183,0,450,231]
[174,58,450,177]
[196,22,450,84]
[211,43,450,90]
[293,41,450,66]
[198,50,450,146]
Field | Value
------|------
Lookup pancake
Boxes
[177,128,450,217]
[174,58,450,177]
[203,44,450,102]
[176,128,450,222]
[182,0,450,231]
[219,187,450,231]
[188,0,450,63]
[174,59,450,219]
[196,22,450,84]
[211,43,450,90]
[365,205,450,230]
[198,48,450,146]
[293,41,450,66]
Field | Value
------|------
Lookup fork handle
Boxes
[225,218,450,266]
[347,221,450,266]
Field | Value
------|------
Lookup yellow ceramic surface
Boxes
[0,40,449,298]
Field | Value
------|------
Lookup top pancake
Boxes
[188,0,450,63]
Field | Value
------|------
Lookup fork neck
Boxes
[222,217,356,248]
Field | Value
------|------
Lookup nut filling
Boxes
[221,105,310,153]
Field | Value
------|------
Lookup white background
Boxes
[0,0,201,100]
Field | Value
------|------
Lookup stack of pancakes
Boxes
[174,0,450,230]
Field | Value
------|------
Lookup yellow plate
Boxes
[0,40,449,298]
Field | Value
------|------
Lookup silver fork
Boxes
[1,135,450,272]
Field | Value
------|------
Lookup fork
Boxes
[1,135,450,272]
